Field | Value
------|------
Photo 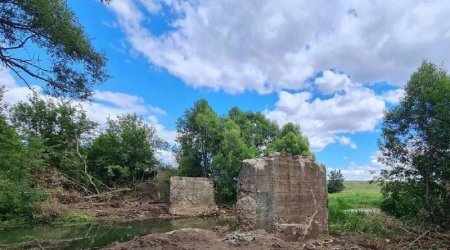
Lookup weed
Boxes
[54,214,93,225]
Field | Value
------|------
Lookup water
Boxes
[0,217,235,249]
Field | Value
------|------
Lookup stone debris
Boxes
[344,208,381,215]
[222,232,256,244]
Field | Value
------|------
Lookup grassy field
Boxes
[328,181,389,236]
[328,181,382,210]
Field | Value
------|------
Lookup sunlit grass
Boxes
[328,181,382,210]
[328,181,394,237]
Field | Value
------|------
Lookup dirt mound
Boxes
[101,228,382,250]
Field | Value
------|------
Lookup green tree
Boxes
[227,107,278,155]
[267,122,312,156]
[0,0,108,99]
[88,114,164,187]
[328,169,345,193]
[10,93,98,193]
[0,89,46,220]
[176,99,221,177]
[378,61,450,227]
[212,119,256,203]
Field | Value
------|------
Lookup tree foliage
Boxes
[88,114,165,187]
[378,61,450,227]
[0,0,108,99]
[267,122,311,157]
[0,89,47,220]
[212,119,256,203]
[227,107,278,154]
[176,100,313,203]
[176,99,221,177]
[328,169,345,193]
[10,93,98,193]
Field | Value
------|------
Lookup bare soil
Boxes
[101,227,389,250]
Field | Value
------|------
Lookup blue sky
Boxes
[3,0,450,180]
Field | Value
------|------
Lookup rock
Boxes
[222,232,256,244]
[169,177,216,216]
[236,153,328,240]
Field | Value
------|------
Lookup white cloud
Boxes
[382,89,405,104]
[0,68,17,88]
[147,115,177,145]
[155,149,177,167]
[328,162,376,181]
[264,78,385,150]
[338,136,357,149]
[329,151,390,180]
[315,70,354,95]
[107,0,450,93]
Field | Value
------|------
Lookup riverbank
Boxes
[101,227,388,249]
[1,181,449,249]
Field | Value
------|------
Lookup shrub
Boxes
[328,169,345,193]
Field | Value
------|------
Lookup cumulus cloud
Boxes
[337,136,357,149]
[315,70,354,95]
[107,0,450,93]
[382,89,405,104]
[264,75,386,150]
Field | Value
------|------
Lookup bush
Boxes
[0,180,47,220]
[328,169,345,193]
[54,213,93,225]
[0,108,48,220]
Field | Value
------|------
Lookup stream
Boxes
[0,217,235,249]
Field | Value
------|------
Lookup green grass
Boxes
[328,181,396,237]
[53,214,94,225]
[329,181,382,210]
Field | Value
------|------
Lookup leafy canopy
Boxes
[88,114,166,187]
[0,0,108,99]
[176,99,221,177]
[378,61,450,227]
[267,122,312,157]
[176,100,314,203]
[10,93,98,193]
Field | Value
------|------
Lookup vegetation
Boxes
[328,169,345,193]
[0,0,108,99]
[88,114,166,188]
[54,213,93,225]
[0,89,48,220]
[0,91,166,222]
[378,61,450,228]
[328,181,393,237]
[267,122,311,157]
[11,93,99,194]
[176,99,313,203]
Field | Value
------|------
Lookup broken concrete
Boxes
[169,176,216,216]
[237,153,328,240]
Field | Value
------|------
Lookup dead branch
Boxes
[76,135,99,194]
[402,230,430,249]
[83,188,131,199]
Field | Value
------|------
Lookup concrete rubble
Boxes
[169,176,216,216]
[236,152,328,240]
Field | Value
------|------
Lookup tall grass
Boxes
[328,181,396,237]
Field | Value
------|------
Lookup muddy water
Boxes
[0,217,235,249]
